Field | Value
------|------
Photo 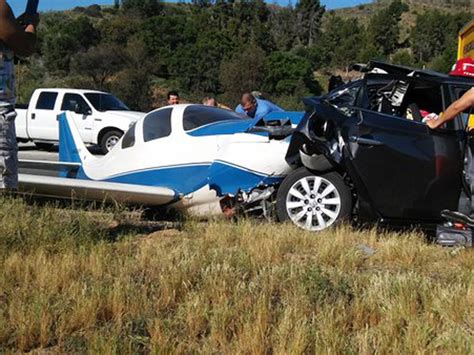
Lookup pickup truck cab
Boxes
[16,88,145,153]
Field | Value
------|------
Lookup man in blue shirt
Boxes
[235,92,283,119]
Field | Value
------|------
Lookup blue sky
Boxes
[9,0,371,16]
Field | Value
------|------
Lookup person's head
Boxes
[240,93,257,115]
[167,91,180,105]
[202,96,217,107]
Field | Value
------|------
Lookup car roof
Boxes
[355,61,474,86]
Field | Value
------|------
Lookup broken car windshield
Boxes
[325,81,361,115]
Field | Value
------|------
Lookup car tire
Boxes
[34,142,54,151]
[100,130,123,154]
[276,167,352,231]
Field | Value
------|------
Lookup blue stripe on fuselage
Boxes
[208,160,284,196]
[104,163,211,196]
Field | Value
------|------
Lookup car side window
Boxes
[143,108,172,142]
[61,94,91,113]
[400,81,444,119]
[36,92,58,110]
[122,122,136,149]
[368,79,449,125]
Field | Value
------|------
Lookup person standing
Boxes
[0,0,38,190]
[426,88,474,225]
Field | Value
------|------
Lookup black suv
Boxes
[276,61,474,231]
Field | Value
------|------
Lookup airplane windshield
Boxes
[85,93,130,112]
[183,105,250,131]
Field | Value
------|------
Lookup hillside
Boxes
[330,0,473,28]
[16,0,472,112]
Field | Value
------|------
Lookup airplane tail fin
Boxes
[58,112,96,165]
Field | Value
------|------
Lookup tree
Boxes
[110,38,154,111]
[270,7,298,51]
[314,14,364,69]
[100,13,141,44]
[295,0,325,47]
[219,45,266,105]
[391,49,414,67]
[121,0,163,17]
[42,15,100,73]
[366,0,408,56]
[70,44,126,89]
[263,51,316,96]
[411,10,471,64]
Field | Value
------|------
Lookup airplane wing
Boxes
[18,174,177,206]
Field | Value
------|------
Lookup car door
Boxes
[28,91,59,140]
[346,81,464,221]
[60,93,94,143]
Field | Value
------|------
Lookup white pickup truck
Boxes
[16,89,145,154]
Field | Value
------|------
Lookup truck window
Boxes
[143,108,172,142]
[84,93,129,112]
[36,92,58,110]
[61,94,91,113]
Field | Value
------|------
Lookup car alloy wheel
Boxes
[285,176,341,231]
[276,168,352,231]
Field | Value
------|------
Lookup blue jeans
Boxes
[0,105,18,189]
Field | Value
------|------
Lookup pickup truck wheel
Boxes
[276,168,352,231]
[100,130,123,154]
[34,142,54,151]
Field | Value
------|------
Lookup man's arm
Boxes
[235,104,245,114]
[0,0,36,57]
[428,88,474,129]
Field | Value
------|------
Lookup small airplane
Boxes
[19,104,304,216]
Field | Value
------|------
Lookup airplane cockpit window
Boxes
[122,122,136,149]
[143,108,172,142]
[183,105,249,131]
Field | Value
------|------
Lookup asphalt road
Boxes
[18,143,59,161]
[18,143,102,161]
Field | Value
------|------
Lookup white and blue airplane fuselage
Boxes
[19,104,304,215]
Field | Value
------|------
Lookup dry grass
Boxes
[0,196,472,353]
